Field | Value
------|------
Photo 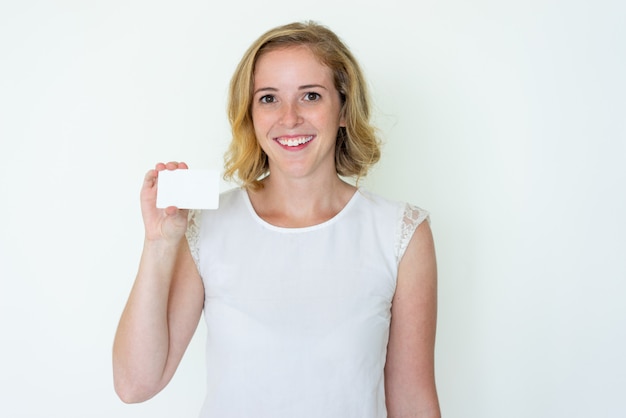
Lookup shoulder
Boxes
[356,189,431,263]
[185,187,248,269]
[217,186,246,208]
[187,186,243,223]
[190,187,246,219]
[356,188,402,210]
[357,189,429,222]
[186,186,245,238]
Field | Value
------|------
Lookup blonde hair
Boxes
[224,21,381,189]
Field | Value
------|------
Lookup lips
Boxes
[275,135,314,147]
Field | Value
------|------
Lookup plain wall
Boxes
[1,1,624,417]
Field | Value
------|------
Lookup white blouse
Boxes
[186,188,429,418]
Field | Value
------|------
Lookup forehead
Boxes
[253,45,334,85]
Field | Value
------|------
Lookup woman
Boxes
[113,21,440,418]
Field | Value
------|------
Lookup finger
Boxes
[156,161,188,171]
[143,169,158,188]
[165,161,180,170]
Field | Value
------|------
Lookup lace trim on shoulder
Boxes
[185,209,201,270]
[396,203,430,264]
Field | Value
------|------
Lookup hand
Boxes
[140,161,190,243]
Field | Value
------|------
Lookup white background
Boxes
[1,1,624,417]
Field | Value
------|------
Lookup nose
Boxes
[279,102,303,127]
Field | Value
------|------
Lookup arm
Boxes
[385,221,441,418]
[112,162,205,403]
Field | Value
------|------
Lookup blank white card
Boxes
[156,169,220,209]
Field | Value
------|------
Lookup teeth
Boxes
[277,136,313,147]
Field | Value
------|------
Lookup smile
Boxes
[275,135,314,147]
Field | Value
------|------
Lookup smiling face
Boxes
[251,45,345,182]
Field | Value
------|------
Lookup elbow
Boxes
[112,352,167,403]
[115,388,146,405]
[114,382,148,404]
[113,373,160,404]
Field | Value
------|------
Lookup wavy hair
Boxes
[223,21,381,189]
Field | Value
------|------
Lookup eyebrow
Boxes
[253,84,329,96]
[300,84,328,91]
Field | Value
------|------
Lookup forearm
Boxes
[113,238,181,402]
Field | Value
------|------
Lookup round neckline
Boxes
[241,187,362,233]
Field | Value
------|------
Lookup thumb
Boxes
[163,206,180,217]
[159,206,189,239]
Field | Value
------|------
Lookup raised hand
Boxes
[140,161,190,243]
[114,160,204,403]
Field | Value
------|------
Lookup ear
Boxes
[339,106,347,128]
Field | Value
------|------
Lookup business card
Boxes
[156,169,220,209]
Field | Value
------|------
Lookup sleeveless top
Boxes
[186,188,429,418]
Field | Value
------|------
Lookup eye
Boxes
[304,92,321,101]
[259,94,276,104]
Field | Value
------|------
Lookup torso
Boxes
[186,188,429,418]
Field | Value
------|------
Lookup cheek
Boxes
[253,122,275,150]
[251,112,268,136]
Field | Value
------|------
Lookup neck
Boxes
[248,174,357,228]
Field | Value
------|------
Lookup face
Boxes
[251,45,345,181]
